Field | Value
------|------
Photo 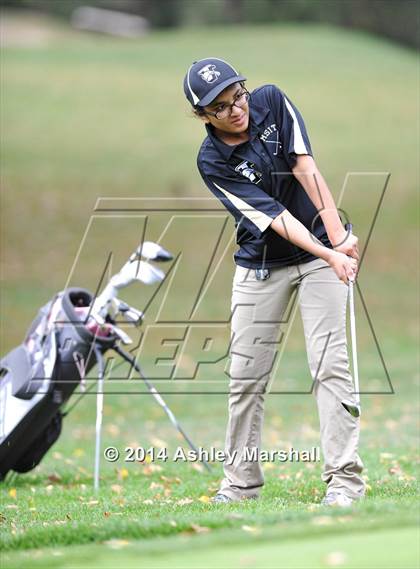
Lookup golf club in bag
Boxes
[0,242,211,483]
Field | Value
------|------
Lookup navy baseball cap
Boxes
[184,57,246,108]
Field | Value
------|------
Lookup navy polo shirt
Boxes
[197,84,333,269]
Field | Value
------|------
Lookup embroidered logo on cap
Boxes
[198,64,221,84]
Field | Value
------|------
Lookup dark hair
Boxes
[193,106,206,117]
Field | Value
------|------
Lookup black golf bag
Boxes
[0,288,116,480]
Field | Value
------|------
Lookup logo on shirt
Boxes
[259,123,282,156]
[235,160,262,184]
[198,64,221,84]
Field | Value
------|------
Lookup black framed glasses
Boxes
[205,89,250,120]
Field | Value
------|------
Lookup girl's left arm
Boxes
[291,154,359,259]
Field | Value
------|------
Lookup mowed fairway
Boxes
[1,12,419,569]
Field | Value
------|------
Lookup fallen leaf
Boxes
[176,498,194,505]
[270,416,283,427]
[191,523,210,533]
[47,474,62,484]
[241,525,261,533]
[105,539,130,550]
[142,464,162,475]
[8,488,16,499]
[198,495,211,503]
[160,475,181,484]
[111,484,123,494]
[73,448,85,458]
[385,420,398,431]
[191,463,204,473]
[149,482,163,491]
[150,437,167,448]
[105,424,120,436]
[118,468,129,480]
[312,516,333,526]
[325,551,347,566]
[389,465,403,476]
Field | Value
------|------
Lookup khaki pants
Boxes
[219,257,365,501]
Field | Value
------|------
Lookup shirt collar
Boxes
[205,99,270,160]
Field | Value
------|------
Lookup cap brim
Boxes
[198,75,247,107]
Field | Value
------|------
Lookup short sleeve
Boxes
[198,169,285,239]
[268,85,313,168]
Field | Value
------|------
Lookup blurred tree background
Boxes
[1,0,419,48]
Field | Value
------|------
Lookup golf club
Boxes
[93,343,105,492]
[341,223,361,418]
[93,241,173,319]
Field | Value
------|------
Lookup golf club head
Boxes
[110,259,165,288]
[341,400,361,418]
[92,244,172,319]
[131,241,173,263]
[115,299,144,326]
[108,324,133,345]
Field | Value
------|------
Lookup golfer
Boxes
[183,58,365,506]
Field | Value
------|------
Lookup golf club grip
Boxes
[344,222,356,281]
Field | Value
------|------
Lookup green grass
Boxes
[0,11,419,569]
[1,345,418,565]
[2,526,419,569]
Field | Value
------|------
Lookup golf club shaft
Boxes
[93,344,105,492]
[348,280,360,407]
[345,222,361,409]
[113,345,212,473]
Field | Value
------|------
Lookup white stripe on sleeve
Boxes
[213,181,274,232]
[284,97,308,155]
